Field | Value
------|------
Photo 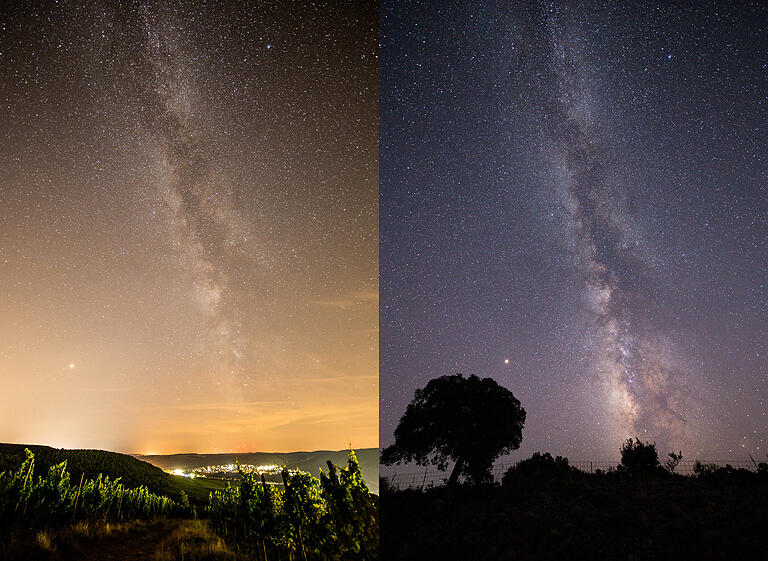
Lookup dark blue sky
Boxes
[380,1,766,460]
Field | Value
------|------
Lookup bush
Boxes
[619,438,660,473]
[664,451,683,473]
[694,461,756,485]
[502,452,576,486]
[379,476,396,496]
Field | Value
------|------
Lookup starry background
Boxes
[0,0,378,454]
[380,1,766,462]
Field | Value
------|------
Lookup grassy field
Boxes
[8,518,243,561]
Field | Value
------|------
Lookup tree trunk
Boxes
[447,457,464,487]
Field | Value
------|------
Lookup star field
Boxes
[0,0,378,454]
[380,1,767,460]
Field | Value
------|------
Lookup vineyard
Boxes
[0,443,180,499]
[209,449,378,561]
[0,447,378,560]
[0,448,188,558]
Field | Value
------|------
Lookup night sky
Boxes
[1,1,378,454]
[381,1,766,460]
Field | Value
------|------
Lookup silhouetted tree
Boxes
[381,374,526,486]
[665,450,683,473]
[619,437,660,472]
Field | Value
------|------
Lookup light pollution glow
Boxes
[0,2,378,454]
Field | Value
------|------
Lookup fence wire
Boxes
[383,459,761,490]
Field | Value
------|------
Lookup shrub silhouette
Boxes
[693,460,719,477]
[501,452,576,486]
[619,437,660,472]
[382,440,768,561]
[381,373,526,486]
[694,461,757,485]
[665,450,683,473]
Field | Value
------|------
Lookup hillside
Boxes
[0,444,379,502]
[0,443,181,500]
[136,448,380,493]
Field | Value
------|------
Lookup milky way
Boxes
[541,8,695,452]
[1,1,378,453]
[380,1,766,460]
[140,5,249,387]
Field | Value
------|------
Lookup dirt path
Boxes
[70,519,182,561]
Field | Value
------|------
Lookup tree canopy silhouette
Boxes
[619,437,660,472]
[501,452,576,485]
[381,373,526,486]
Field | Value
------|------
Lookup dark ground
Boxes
[381,471,768,560]
[7,519,240,561]
[71,519,181,561]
